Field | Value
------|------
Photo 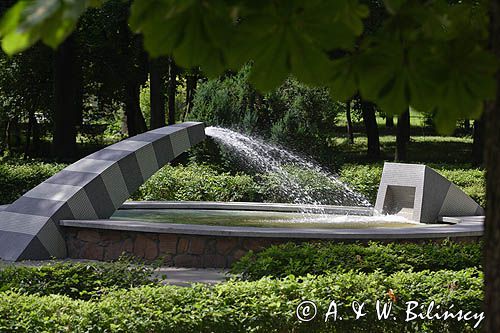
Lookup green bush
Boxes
[133,163,260,202]
[338,163,485,206]
[189,65,262,131]
[0,257,157,300]
[189,66,340,159]
[230,241,482,281]
[0,161,65,204]
[0,269,483,332]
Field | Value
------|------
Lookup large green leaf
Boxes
[0,0,105,54]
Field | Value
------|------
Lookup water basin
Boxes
[111,208,422,229]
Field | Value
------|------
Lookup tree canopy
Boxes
[0,0,496,132]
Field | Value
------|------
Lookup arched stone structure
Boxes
[0,122,206,261]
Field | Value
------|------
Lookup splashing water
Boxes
[205,127,372,210]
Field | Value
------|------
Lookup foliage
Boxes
[0,160,65,204]
[0,257,158,300]
[0,268,483,332]
[190,67,341,157]
[267,78,341,155]
[231,241,482,281]
[133,163,260,202]
[1,0,496,132]
[189,65,262,132]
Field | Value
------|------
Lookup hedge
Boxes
[133,163,260,202]
[0,258,157,300]
[230,241,482,281]
[0,161,65,204]
[0,269,483,332]
[0,159,485,208]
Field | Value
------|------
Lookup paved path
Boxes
[155,268,228,286]
[1,259,229,286]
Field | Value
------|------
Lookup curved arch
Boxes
[0,122,206,261]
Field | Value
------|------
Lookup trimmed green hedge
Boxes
[339,163,485,206]
[231,241,482,281]
[0,269,483,332]
[0,161,65,204]
[0,258,157,300]
[0,159,485,208]
[133,163,260,202]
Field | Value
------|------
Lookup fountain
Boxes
[0,122,485,265]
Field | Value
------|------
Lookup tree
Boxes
[359,99,380,159]
[345,99,354,144]
[472,115,485,167]
[167,57,177,125]
[149,57,167,129]
[184,68,199,121]
[395,109,410,162]
[1,0,499,330]
[53,34,81,160]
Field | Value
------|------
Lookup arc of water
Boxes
[205,126,371,209]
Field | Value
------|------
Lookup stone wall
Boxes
[63,227,482,268]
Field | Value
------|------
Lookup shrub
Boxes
[0,269,483,332]
[133,163,260,202]
[267,78,341,156]
[0,257,158,300]
[189,65,262,131]
[230,241,482,281]
[0,161,65,204]
[189,66,341,158]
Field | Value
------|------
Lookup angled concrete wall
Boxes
[0,122,205,261]
[375,162,484,223]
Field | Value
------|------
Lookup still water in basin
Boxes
[111,209,421,229]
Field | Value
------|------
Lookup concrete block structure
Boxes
[375,162,484,223]
[0,122,205,261]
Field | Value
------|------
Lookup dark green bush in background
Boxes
[231,241,482,281]
[0,161,65,204]
[189,66,341,159]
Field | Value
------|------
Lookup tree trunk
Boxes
[346,99,354,144]
[386,116,394,128]
[149,57,166,129]
[184,71,198,121]
[124,80,147,137]
[167,58,177,125]
[360,100,380,159]
[483,0,500,331]
[395,109,410,162]
[472,116,484,167]
[24,112,34,157]
[53,35,79,160]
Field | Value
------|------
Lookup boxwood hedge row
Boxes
[231,241,482,280]
[0,269,483,332]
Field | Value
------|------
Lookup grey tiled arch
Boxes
[0,122,206,261]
